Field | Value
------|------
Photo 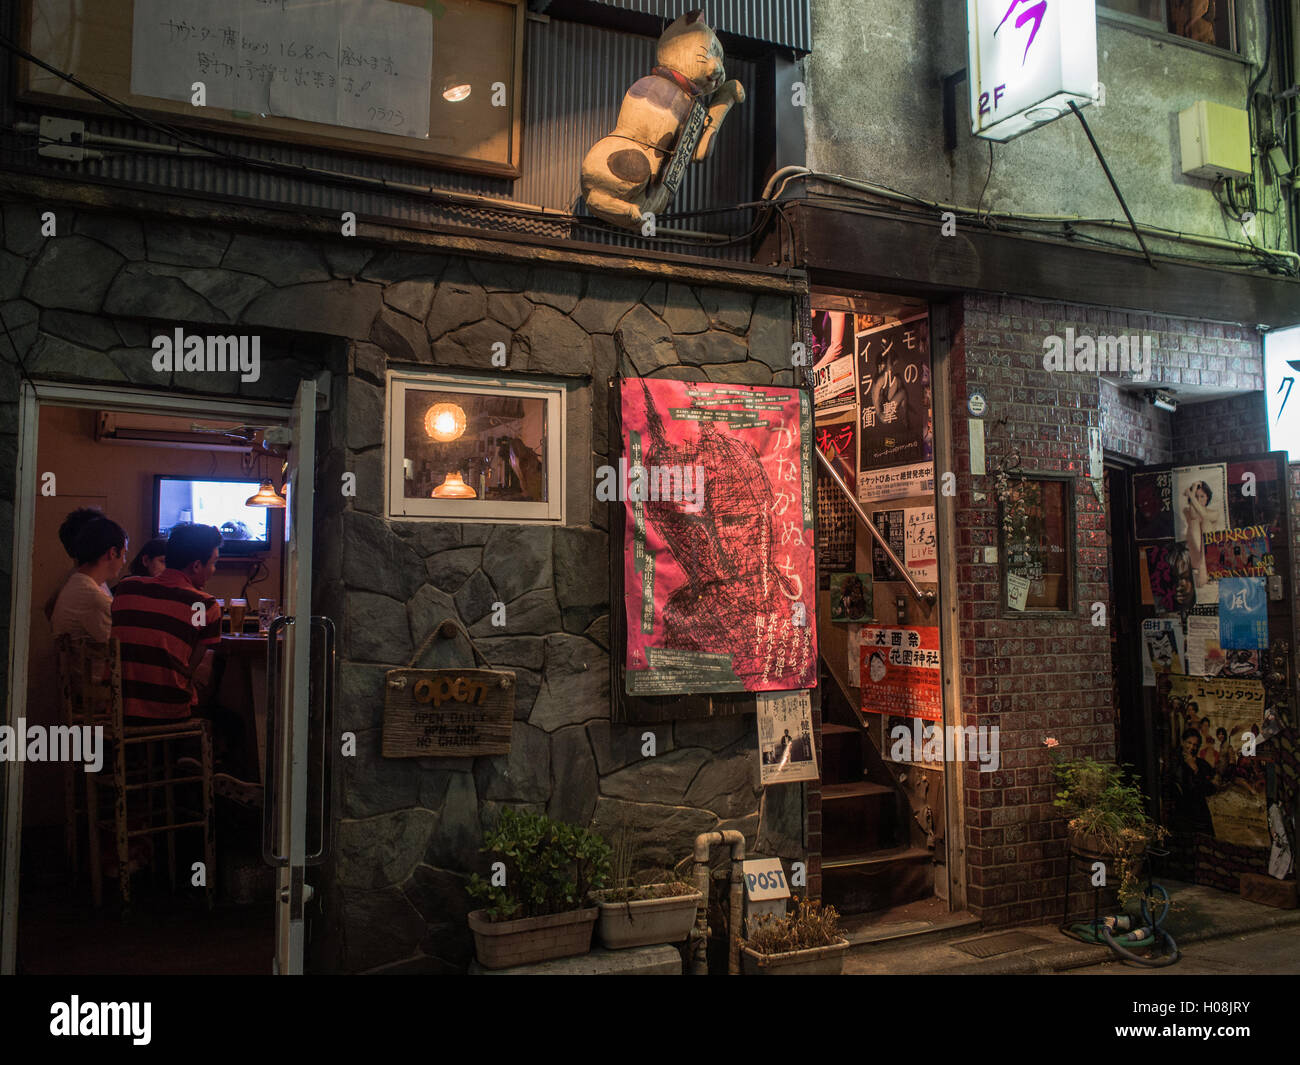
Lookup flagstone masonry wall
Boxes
[0,194,807,973]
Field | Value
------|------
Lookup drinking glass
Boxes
[258,599,277,636]
[229,598,248,634]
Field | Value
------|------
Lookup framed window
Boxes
[998,473,1076,616]
[386,372,565,523]
[19,0,526,177]
[1098,0,1238,54]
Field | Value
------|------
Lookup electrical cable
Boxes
[975,141,995,225]
[0,302,40,399]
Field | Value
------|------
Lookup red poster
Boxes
[621,379,817,696]
[859,626,942,722]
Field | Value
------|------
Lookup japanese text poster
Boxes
[622,379,817,695]
[856,315,934,503]
[756,691,818,785]
[859,626,942,722]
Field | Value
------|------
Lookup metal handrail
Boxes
[815,448,936,606]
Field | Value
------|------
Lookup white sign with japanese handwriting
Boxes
[131,0,433,138]
[904,506,937,583]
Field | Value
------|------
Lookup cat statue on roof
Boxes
[580,10,745,230]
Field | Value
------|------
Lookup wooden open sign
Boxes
[383,667,514,758]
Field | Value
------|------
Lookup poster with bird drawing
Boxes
[620,379,817,696]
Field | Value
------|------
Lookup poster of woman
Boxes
[1173,464,1228,605]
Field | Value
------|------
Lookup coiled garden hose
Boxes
[1098,884,1181,968]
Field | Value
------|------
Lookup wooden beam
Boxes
[788,201,1300,330]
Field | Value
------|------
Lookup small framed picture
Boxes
[999,474,1075,615]
[829,572,874,624]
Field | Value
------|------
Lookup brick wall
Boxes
[1099,379,1172,464]
[1172,392,1268,465]
[948,294,1268,927]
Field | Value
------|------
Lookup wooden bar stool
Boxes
[54,635,216,911]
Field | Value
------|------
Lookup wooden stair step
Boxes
[820,781,894,801]
[822,847,934,871]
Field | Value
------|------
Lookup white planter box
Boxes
[592,888,703,950]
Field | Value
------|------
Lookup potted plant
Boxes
[465,807,611,969]
[589,825,702,949]
[1050,748,1168,906]
[741,896,850,975]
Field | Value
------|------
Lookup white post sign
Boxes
[967,0,1098,141]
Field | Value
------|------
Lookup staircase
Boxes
[818,662,936,915]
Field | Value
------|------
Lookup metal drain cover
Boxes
[951,931,1044,959]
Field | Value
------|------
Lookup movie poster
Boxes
[859,626,942,722]
[1167,675,1270,847]
[1202,527,1273,579]
[756,690,818,785]
[621,379,817,696]
[829,573,873,623]
[1141,617,1186,686]
[856,315,934,502]
[1218,577,1268,650]
[871,509,905,581]
[1226,459,1283,532]
[1170,463,1229,606]
[815,410,856,575]
[1133,470,1174,541]
[1145,541,1197,613]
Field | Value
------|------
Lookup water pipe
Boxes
[690,830,746,975]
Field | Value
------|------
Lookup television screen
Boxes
[154,477,271,556]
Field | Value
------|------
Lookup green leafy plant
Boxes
[744,897,842,955]
[1050,749,1169,907]
[465,807,611,922]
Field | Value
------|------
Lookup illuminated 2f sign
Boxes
[967,0,1097,142]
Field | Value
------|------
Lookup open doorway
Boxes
[810,288,948,922]
[6,387,297,975]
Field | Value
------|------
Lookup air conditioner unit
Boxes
[94,412,260,452]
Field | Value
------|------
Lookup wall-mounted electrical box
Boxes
[1178,100,1251,180]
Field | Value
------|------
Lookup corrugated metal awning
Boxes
[533,0,812,55]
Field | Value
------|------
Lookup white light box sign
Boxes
[1265,326,1300,459]
[967,0,1099,141]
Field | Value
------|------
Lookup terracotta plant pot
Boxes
[741,938,850,975]
[468,906,598,969]
[591,886,703,949]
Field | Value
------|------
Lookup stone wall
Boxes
[320,258,807,973]
[0,193,806,973]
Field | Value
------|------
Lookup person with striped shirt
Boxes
[111,524,223,723]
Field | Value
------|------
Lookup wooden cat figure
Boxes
[581,10,744,230]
